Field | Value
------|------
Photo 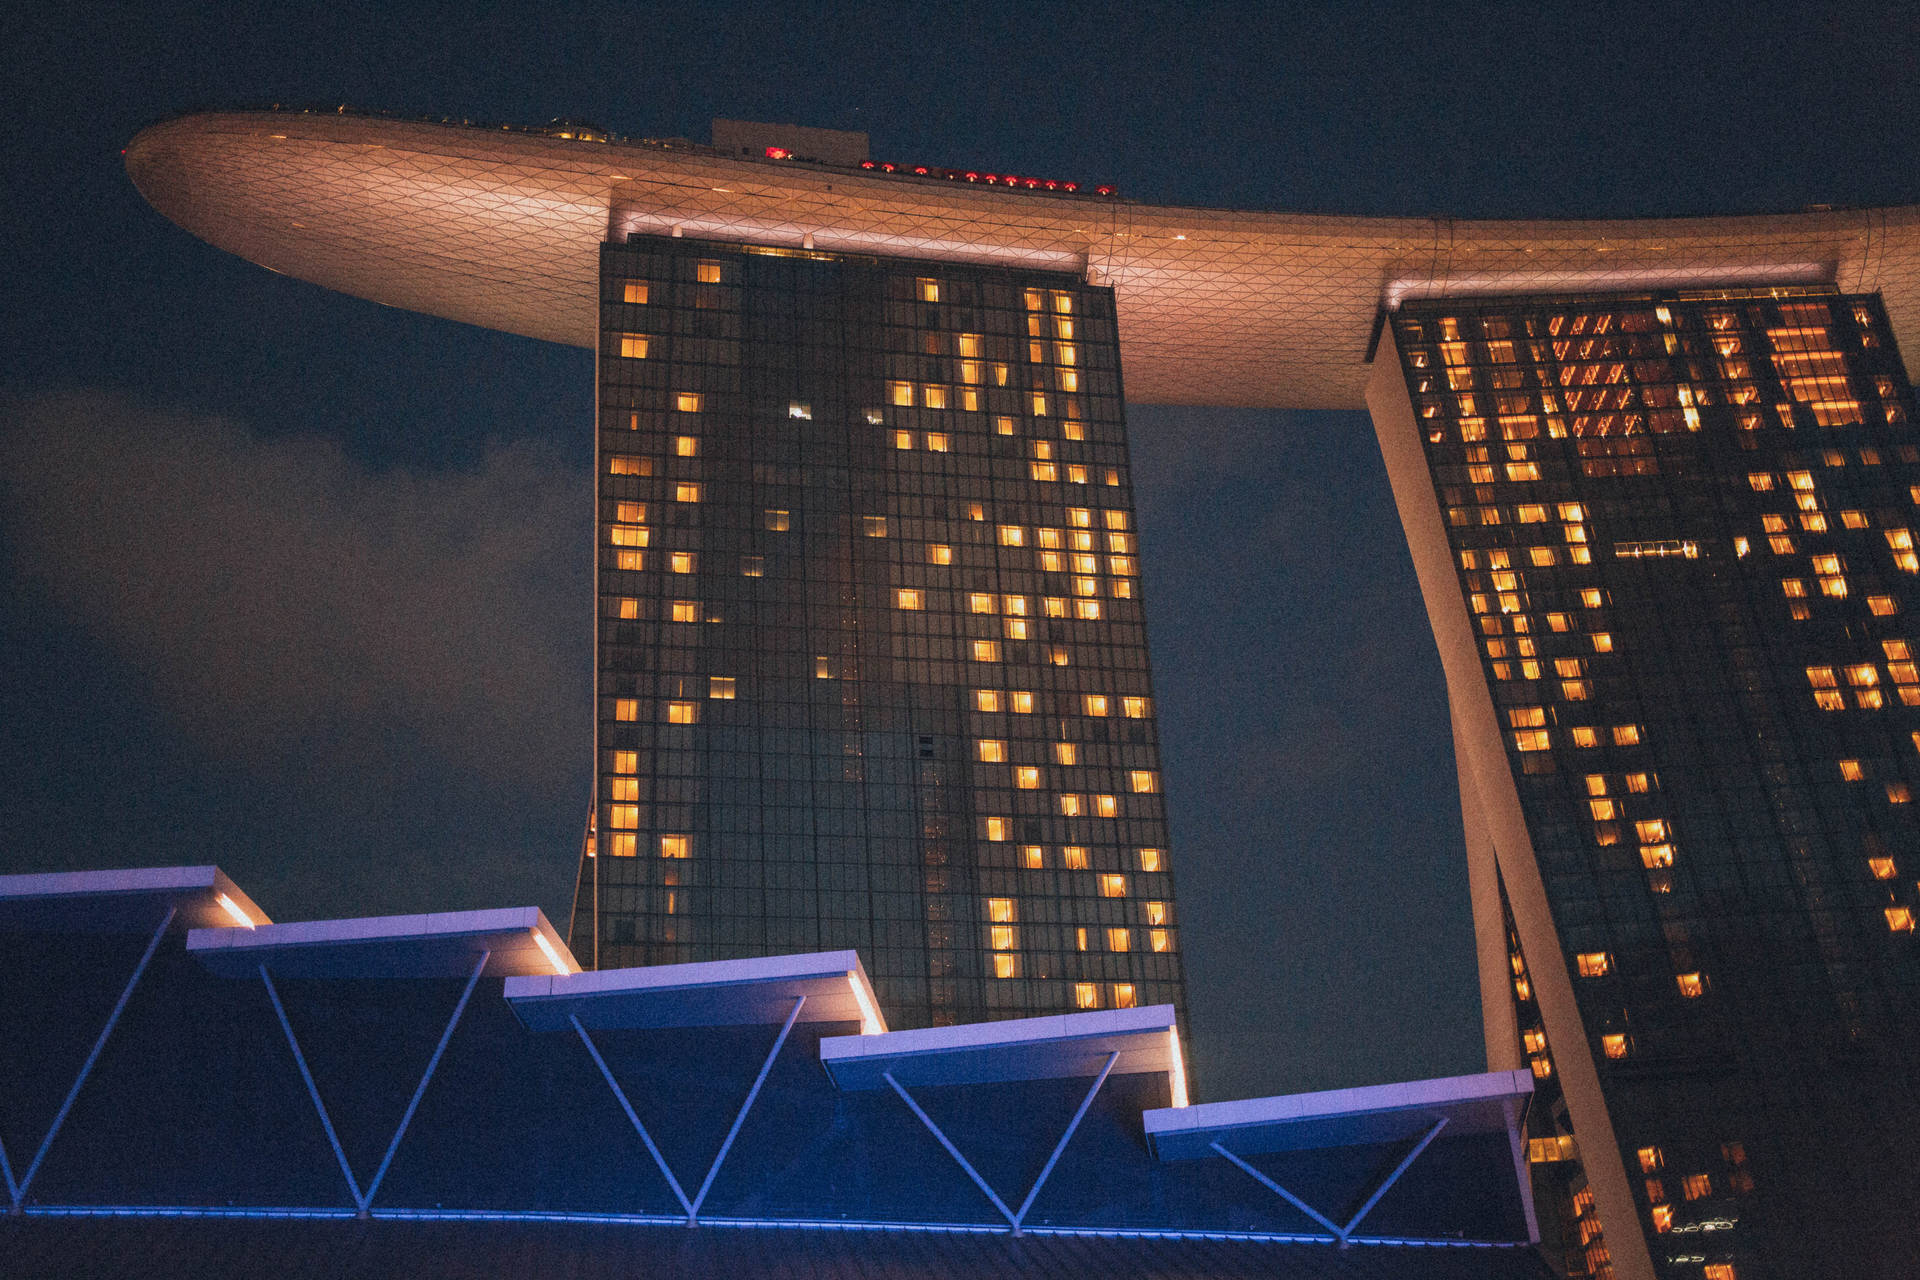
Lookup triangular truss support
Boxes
[260,949,489,1217]
[4,905,176,1215]
[572,992,807,1225]
[883,1050,1119,1235]
[1209,1113,1450,1245]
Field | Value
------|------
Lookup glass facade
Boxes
[573,234,1186,1029]
[1385,290,1920,1280]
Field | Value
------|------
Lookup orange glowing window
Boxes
[1676,972,1705,998]
[614,699,639,722]
[1099,873,1128,897]
[978,739,1006,763]
[1074,982,1100,1009]
[1575,952,1611,977]
[1139,848,1164,872]
[1064,846,1089,869]
[984,817,1008,842]
[1601,1033,1629,1059]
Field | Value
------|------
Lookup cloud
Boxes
[0,390,590,783]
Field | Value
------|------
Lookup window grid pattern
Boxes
[577,235,1185,1029]
[1394,290,1920,1280]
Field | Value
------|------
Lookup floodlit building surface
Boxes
[0,868,1546,1278]
[112,108,1920,1279]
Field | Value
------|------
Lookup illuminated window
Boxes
[671,600,698,623]
[1004,618,1030,640]
[622,280,650,304]
[992,954,1017,978]
[675,482,701,503]
[926,430,950,450]
[984,816,1008,841]
[709,677,735,699]
[973,640,1000,662]
[1641,844,1675,869]
[975,689,1001,712]
[1513,729,1551,751]
[1601,1033,1629,1059]
[1889,906,1916,932]
[1676,972,1705,998]
[978,739,1006,763]
[1107,927,1131,952]
[999,524,1026,546]
[1084,694,1110,716]
[619,333,650,359]
[986,897,1016,924]
[1022,845,1044,868]
[673,435,699,459]
[1053,742,1077,765]
[1010,691,1034,713]
[1840,759,1866,781]
[695,261,722,284]
[1059,794,1084,816]
[764,509,790,532]
[814,656,834,679]
[864,515,888,536]
[1614,725,1641,746]
[1074,982,1100,1010]
[661,834,691,859]
[1703,1266,1735,1280]
[1575,952,1611,977]
[1064,846,1089,869]
[741,555,764,577]
[609,454,648,476]
[1129,770,1159,793]
[1095,794,1118,817]
[896,588,924,610]
[996,415,1016,435]
[674,391,702,413]
[667,701,697,724]
[608,805,639,829]
[1140,848,1164,872]
[1869,856,1897,879]
[607,834,637,857]
[1682,1173,1712,1201]
[1652,1204,1674,1233]
[1638,1146,1664,1173]
[1098,873,1128,898]
[1015,766,1040,789]
[614,699,639,722]
[917,277,940,302]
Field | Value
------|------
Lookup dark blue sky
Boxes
[3,0,1916,1101]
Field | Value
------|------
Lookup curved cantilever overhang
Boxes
[126,110,1920,410]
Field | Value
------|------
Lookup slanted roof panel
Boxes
[504,949,885,1031]
[185,906,577,978]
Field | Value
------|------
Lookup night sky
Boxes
[5,1,1917,1102]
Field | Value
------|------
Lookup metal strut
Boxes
[1210,1113,1451,1245]
[263,950,491,1215]
[11,906,176,1214]
[885,1051,1119,1234]
[572,1014,694,1218]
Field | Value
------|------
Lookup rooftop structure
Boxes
[0,864,1544,1277]
[123,109,1920,410]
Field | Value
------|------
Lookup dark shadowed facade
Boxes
[1369,289,1920,1280]
[579,233,1182,1029]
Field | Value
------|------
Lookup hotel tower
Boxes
[122,109,1920,1279]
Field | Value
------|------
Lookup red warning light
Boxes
[765,146,792,160]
